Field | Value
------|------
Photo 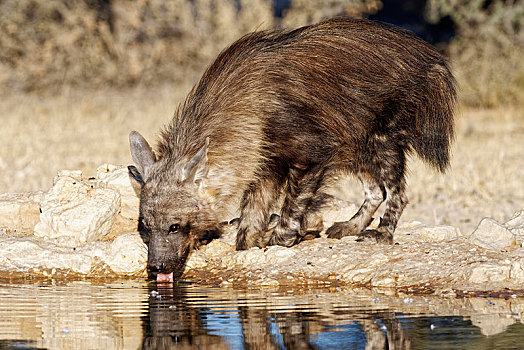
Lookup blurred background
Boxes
[0,0,523,232]
[1,0,523,105]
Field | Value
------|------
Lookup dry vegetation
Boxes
[0,0,379,91]
[0,86,182,193]
[427,0,524,107]
[0,0,523,233]
[1,0,521,105]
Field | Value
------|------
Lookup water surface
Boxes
[0,279,523,349]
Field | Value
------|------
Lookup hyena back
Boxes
[129,17,456,279]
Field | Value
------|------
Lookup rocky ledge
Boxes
[1,165,523,296]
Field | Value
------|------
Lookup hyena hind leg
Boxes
[326,172,385,239]
[358,145,409,244]
[358,181,407,244]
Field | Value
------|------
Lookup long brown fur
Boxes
[129,17,456,278]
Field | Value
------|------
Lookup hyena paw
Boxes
[326,221,359,239]
[356,229,393,244]
[268,227,299,247]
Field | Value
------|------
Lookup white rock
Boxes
[77,241,111,262]
[422,224,462,241]
[366,253,390,267]
[97,164,140,220]
[201,239,234,256]
[469,264,511,283]
[0,234,147,276]
[224,247,266,267]
[218,225,238,246]
[510,258,524,283]
[265,245,296,264]
[258,279,279,286]
[54,169,83,183]
[0,192,44,234]
[397,222,461,242]
[185,249,209,270]
[185,233,236,272]
[505,210,524,235]
[469,218,517,251]
[342,268,374,283]
[34,175,120,246]
[372,276,397,287]
[0,237,94,274]
[104,232,147,275]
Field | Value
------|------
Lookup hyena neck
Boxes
[201,167,252,220]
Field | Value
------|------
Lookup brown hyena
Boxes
[128,17,456,280]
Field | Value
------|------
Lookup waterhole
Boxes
[0,279,523,349]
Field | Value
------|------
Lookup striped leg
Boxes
[358,140,408,244]
[326,172,385,239]
[358,177,407,244]
[268,166,325,247]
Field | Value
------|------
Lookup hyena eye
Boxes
[168,223,181,233]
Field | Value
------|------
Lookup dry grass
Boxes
[0,0,276,90]
[1,89,523,235]
[0,0,377,92]
[426,0,524,107]
[0,86,188,193]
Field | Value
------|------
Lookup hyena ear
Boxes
[129,131,156,183]
[182,137,209,186]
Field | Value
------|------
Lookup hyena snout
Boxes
[147,262,167,274]
[146,232,192,279]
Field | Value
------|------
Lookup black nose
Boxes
[148,263,166,273]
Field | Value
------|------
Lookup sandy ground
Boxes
[0,88,523,235]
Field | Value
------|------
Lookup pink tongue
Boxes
[156,272,174,283]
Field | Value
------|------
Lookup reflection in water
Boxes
[0,280,523,349]
[142,284,229,349]
[0,280,148,349]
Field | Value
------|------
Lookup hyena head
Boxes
[128,131,217,281]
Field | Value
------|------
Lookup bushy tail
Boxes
[412,62,457,173]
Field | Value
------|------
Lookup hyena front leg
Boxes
[268,166,325,247]
[236,177,281,250]
[326,172,385,239]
